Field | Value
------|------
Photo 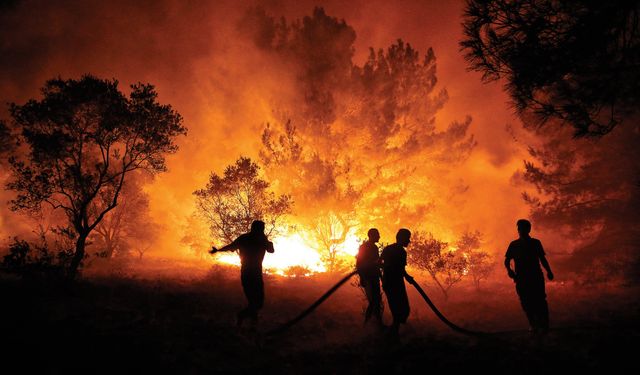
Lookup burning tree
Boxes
[311,212,354,273]
[456,231,493,290]
[180,213,213,260]
[260,120,361,271]
[409,232,468,300]
[252,8,476,254]
[6,76,186,278]
[193,156,292,244]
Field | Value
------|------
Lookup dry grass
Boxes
[1,261,638,374]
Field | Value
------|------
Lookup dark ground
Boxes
[2,261,639,374]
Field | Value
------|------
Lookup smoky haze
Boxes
[0,0,563,270]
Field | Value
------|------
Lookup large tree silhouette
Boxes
[461,0,640,137]
[6,75,186,278]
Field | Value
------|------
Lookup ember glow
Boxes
[215,231,362,276]
[0,1,533,276]
[1,0,636,283]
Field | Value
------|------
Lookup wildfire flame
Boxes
[214,231,362,276]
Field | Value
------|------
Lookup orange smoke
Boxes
[0,1,531,275]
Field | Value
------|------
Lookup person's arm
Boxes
[505,244,516,279]
[504,257,516,278]
[210,240,239,254]
[266,240,274,254]
[538,241,554,280]
[402,250,414,283]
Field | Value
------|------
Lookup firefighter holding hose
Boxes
[380,228,415,336]
[356,228,384,328]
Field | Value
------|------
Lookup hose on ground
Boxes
[266,270,358,336]
[408,278,486,337]
[267,270,486,337]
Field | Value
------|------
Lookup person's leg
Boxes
[516,282,536,330]
[249,276,264,324]
[539,298,549,330]
[385,280,408,336]
[241,272,263,326]
[383,284,399,335]
[362,277,374,324]
[395,283,410,325]
[371,278,383,326]
[534,280,549,331]
[238,271,252,327]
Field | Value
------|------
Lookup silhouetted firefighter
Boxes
[505,219,554,333]
[381,228,415,335]
[210,220,274,327]
[356,228,384,327]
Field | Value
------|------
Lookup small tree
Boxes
[310,212,353,273]
[456,231,493,290]
[181,213,213,260]
[409,232,468,300]
[6,75,186,278]
[193,156,292,244]
[91,175,153,258]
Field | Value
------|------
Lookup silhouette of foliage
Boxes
[5,75,186,278]
[282,265,313,277]
[1,229,74,276]
[409,232,468,299]
[461,0,640,137]
[193,157,292,244]
[0,120,15,160]
[520,124,640,279]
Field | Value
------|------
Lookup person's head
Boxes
[517,219,531,237]
[367,228,380,243]
[396,228,411,247]
[251,220,266,234]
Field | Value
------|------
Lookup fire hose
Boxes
[266,270,358,336]
[266,270,486,337]
[406,277,485,336]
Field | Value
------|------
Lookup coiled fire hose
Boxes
[266,270,486,337]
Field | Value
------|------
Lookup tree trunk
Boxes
[105,237,114,258]
[430,272,449,300]
[69,233,88,279]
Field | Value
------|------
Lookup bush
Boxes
[1,237,76,277]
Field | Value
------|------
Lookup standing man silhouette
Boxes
[356,228,384,327]
[380,228,415,336]
[210,220,274,328]
[505,219,554,333]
